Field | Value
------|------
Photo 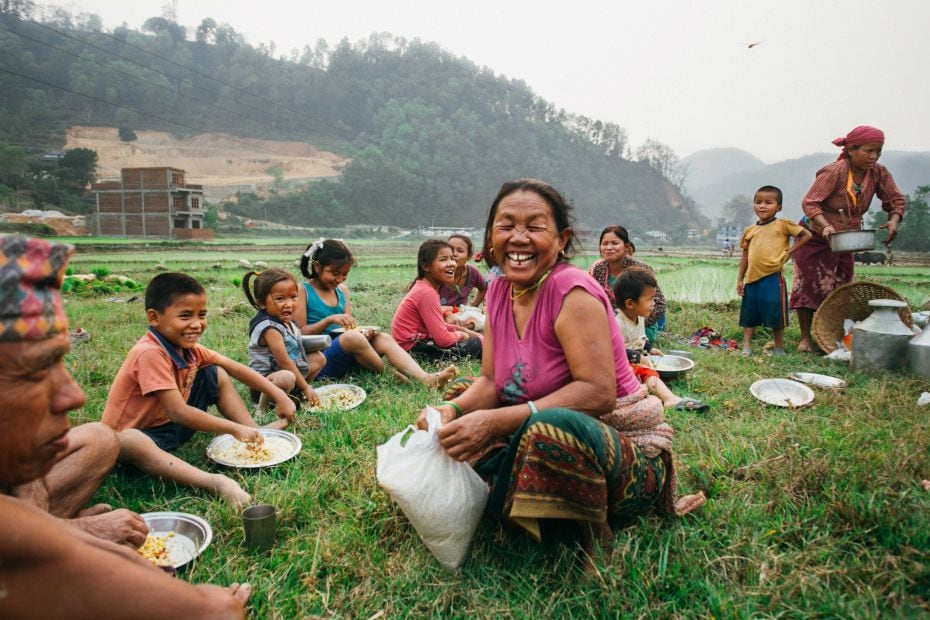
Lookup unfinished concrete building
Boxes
[90,167,213,239]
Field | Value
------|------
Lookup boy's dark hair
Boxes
[411,239,451,290]
[613,268,658,306]
[756,185,783,206]
[299,239,355,280]
[242,268,297,310]
[145,272,205,313]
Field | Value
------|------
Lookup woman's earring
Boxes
[489,248,495,256]
[558,249,566,259]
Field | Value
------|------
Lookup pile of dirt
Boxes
[65,126,348,200]
[0,211,88,235]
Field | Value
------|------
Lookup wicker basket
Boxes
[812,281,912,353]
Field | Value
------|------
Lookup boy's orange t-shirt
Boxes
[102,328,220,431]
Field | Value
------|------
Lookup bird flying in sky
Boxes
[739,41,763,49]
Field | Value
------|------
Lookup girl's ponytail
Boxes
[242,270,261,309]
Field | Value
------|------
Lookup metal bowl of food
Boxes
[139,512,213,570]
[829,229,876,253]
[644,355,695,381]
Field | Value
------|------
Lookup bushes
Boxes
[0,222,57,236]
[63,276,142,296]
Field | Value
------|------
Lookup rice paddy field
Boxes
[58,238,930,618]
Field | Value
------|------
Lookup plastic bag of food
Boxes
[376,408,489,570]
[451,307,486,331]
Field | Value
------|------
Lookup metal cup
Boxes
[242,504,276,552]
[301,334,332,352]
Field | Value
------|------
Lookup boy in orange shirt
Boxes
[103,273,296,507]
[736,186,812,356]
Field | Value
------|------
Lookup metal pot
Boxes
[829,229,876,253]
[851,299,912,372]
[908,324,930,380]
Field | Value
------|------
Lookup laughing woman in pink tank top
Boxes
[415,179,703,558]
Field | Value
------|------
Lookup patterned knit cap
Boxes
[0,236,74,342]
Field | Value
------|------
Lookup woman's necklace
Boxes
[510,268,553,301]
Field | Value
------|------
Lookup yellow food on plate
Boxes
[308,387,364,411]
[208,436,294,465]
[139,532,175,566]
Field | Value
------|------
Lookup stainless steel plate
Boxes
[750,378,815,408]
[309,383,367,411]
[206,428,302,468]
[140,512,212,569]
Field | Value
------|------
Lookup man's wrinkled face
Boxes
[0,334,85,487]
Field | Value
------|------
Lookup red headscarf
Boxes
[832,125,885,160]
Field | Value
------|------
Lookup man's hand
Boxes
[71,506,150,548]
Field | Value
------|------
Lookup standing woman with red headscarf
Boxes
[789,126,906,352]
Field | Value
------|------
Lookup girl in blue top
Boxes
[243,268,322,408]
[294,239,457,388]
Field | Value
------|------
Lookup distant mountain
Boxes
[682,148,764,193]
[684,150,930,221]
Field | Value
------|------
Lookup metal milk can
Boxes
[850,299,912,372]
[908,324,930,380]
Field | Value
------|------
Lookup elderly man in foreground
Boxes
[0,235,250,618]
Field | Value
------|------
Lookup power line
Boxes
[0,21,282,131]
[3,10,281,125]
[0,64,333,162]
[22,0,333,130]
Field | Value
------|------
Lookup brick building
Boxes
[90,167,213,239]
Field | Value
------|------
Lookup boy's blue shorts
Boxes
[142,365,219,452]
[739,271,789,329]
[316,335,358,379]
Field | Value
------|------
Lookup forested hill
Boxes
[0,7,706,233]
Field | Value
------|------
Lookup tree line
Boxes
[0,4,705,232]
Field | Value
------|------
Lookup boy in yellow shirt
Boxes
[736,186,812,355]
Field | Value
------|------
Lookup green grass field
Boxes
[61,241,930,618]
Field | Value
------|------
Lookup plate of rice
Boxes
[308,384,367,411]
[206,428,301,468]
[139,512,212,570]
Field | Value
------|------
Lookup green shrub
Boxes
[90,265,110,278]
[0,222,57,236]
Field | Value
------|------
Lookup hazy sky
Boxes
[51,0,930,163]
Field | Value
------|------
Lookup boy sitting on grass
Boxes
[614,268,709,412]
[736,185,812,356]
[102,272,296,507]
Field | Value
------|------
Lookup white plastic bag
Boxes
[376,408,489,570]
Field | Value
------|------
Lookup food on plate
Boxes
[208,435,295,465]
[308,386,365,411]
[138,532,175,566]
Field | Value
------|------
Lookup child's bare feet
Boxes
[211,474,250,508]
[423,364,458,389]
[797,338,813,353]
[262,417,289,431]
[227,582,252,605]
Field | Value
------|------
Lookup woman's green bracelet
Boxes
[438,401,463,417]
